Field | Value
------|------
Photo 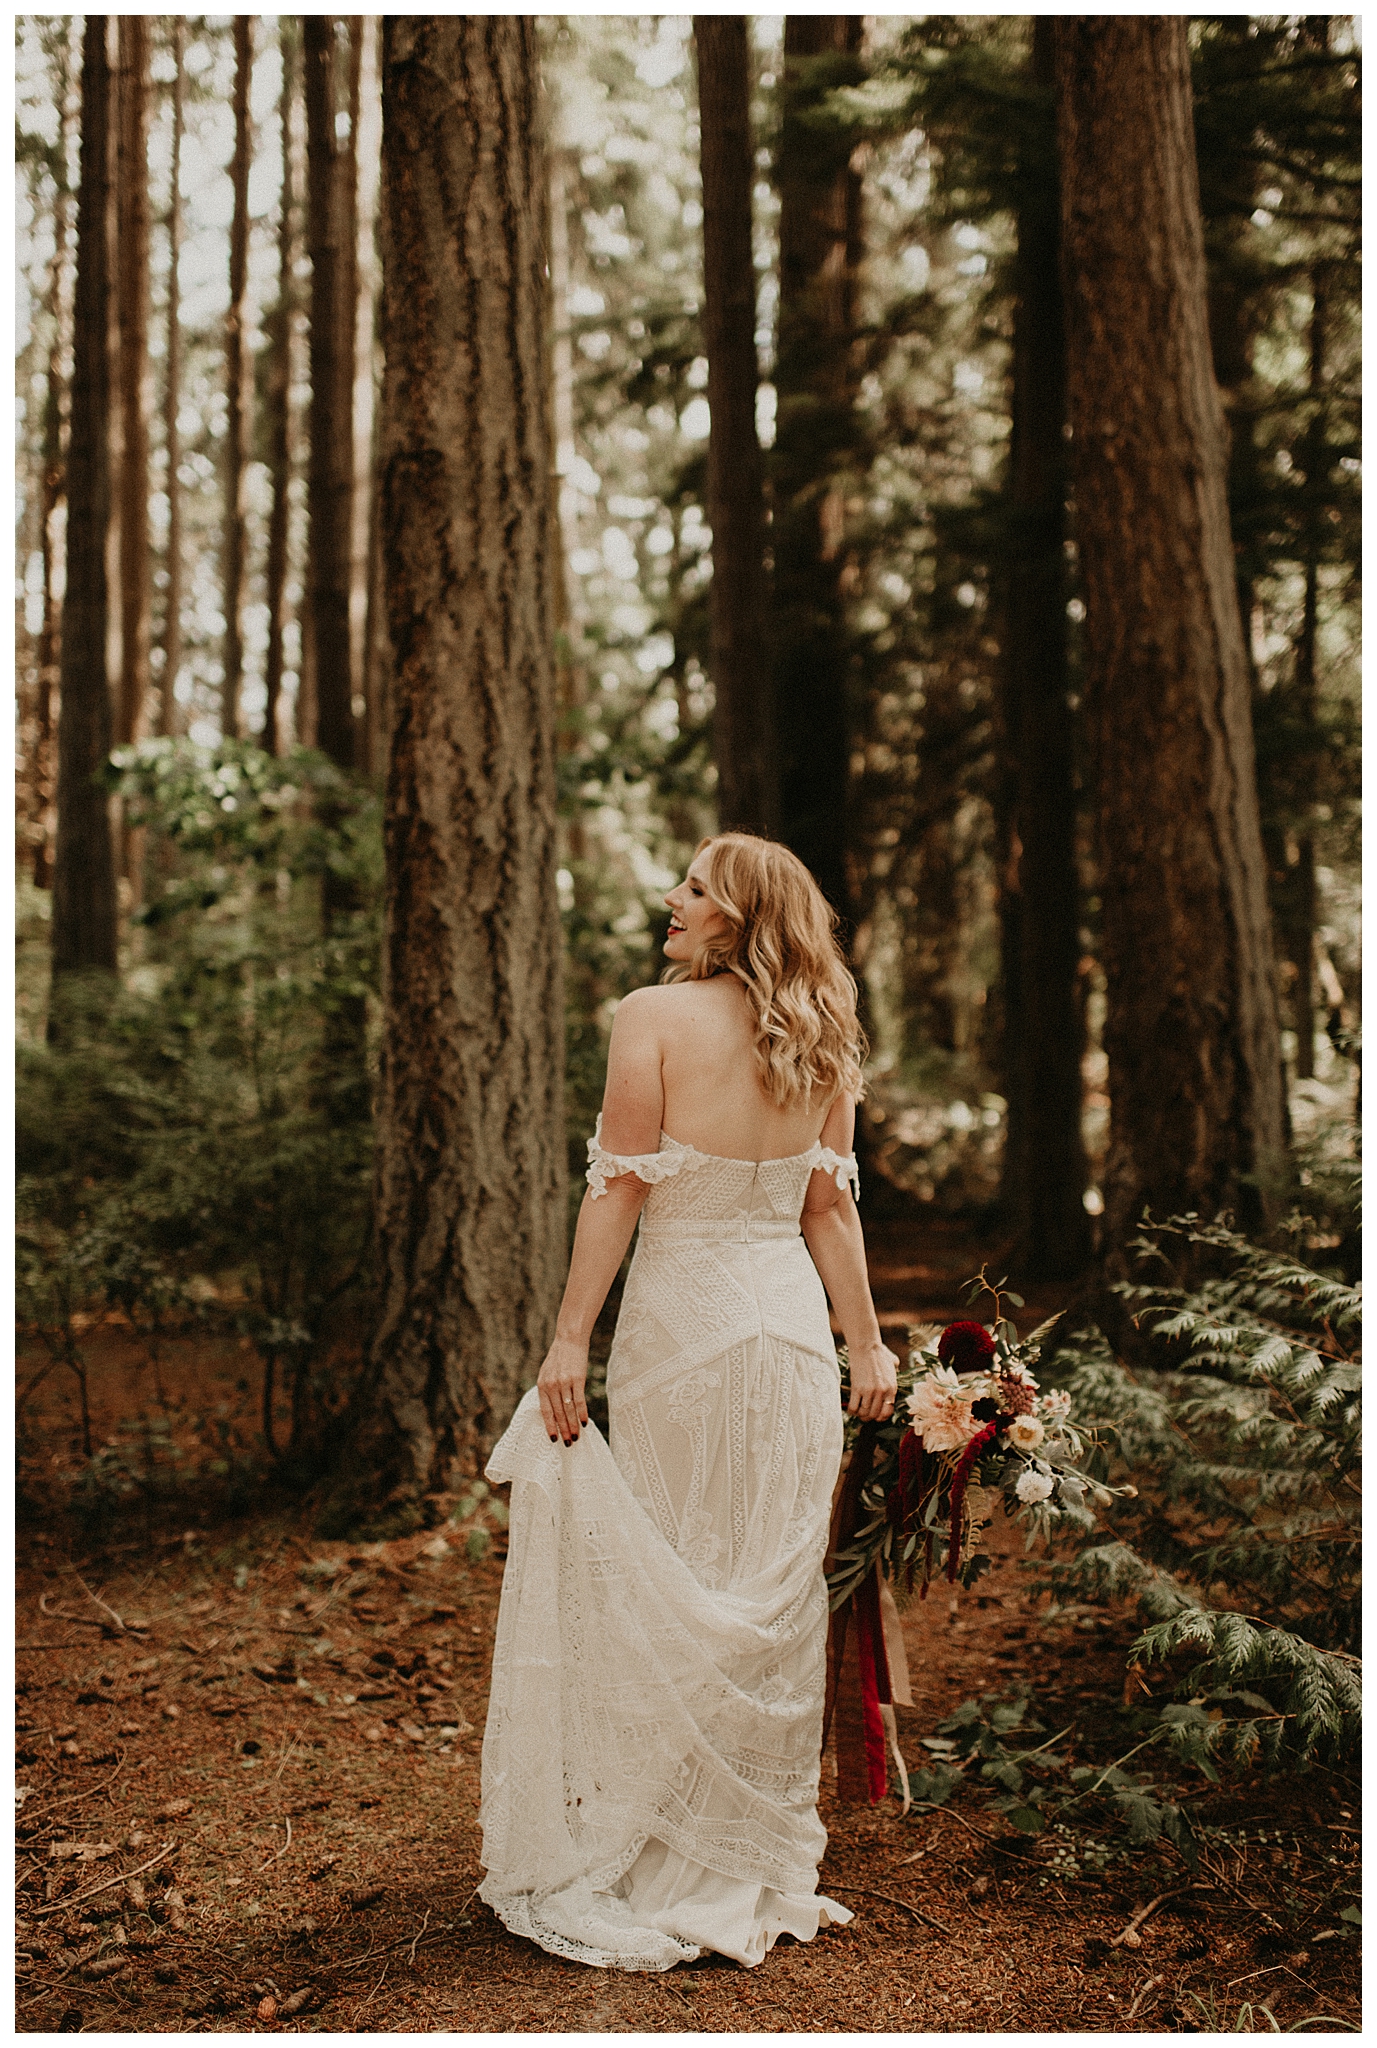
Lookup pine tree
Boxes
[358,16,565,1516]
[51,18,118,996]
[1053,17,1287,1244]
[303,15,360,771]
[221,15,253,740]
[693,16,775,833]
[114,15,150,753]
[157,16,184,739]
[772,16,866,916]
[30,22,79,885]
[262,16,299,758]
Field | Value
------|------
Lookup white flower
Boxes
[906,1371,981,1454]
[1007,1414,1045,1452]
[1015,1467,1054,1505]
[1037,1388,1072,1421]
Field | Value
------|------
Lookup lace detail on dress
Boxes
[586,1115,859,1206]
[482,1116,857,1973]
[810,1144,860,1203]
[585,1115,705,1200]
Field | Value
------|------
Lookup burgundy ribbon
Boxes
[946,1421,998,1582]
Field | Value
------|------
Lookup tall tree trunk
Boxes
[362,15,565,1512]
[114,15,150,752]
[222,15,253,741]
[1053,18,1287,1246]
[351,15,381,775]
[52,16,118,993]
[303,15,360,772]
[263,15,298,759]
[1286,270,1327,1082]
[158,15,184,738]
[694,17,775,834]
[773,15,865,916]
[1000,19,1089,1279]
[34,29,78,887]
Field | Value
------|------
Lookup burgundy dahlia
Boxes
[937,1319,997,1374]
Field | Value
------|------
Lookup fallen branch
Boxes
[74,1573,127,1633]
[37,1595,105,1631]
[1111,1887,1193,1948]
[1199,1853,1289,1935]
[329,1923,457,1977]
[406,1908,431,1966]
[911,1802,1040,1860]
[20,1758,127,1820]
[825,1884,952,1934]
[1124,1972,1165,2023]
[258,1815,293,1871]
[31,1839,177,1920]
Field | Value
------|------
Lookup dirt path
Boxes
[15,1227,1361,2033]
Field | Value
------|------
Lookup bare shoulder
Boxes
[609,984,679,1035]
[614,980,729,1028]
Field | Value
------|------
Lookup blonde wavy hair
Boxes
[663,833,867,1109]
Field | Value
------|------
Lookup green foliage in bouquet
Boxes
[1048,1218,1361,1770]
[830,1275,1127,1610]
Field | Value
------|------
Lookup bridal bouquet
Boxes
[831,1293,1119,1610]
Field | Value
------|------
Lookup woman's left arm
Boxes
[536,991,665,1445]
[800,1096,897,1421]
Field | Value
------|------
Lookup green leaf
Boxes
[1004,1805,1044,1835]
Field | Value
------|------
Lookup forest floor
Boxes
[15,1222,1362,2035]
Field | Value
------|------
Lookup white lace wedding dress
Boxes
[477,1118,858,1971]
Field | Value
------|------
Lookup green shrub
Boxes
[17,740,380,1494]
[1050,1217,1361,1769]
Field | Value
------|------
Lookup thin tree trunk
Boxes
[52,16,118,993]
[222,15,253,740]
[158,15,184,738]
[1053,18,1287,1245]
[34,30,78,887]
[547,145,588,849]
[1287,270,1326,1082]
[773,15,864,916]
[351,15,382,776]
[263,16,298,759]
[694,17,775,835]
[303,15,360,772]
[1000,19,1089,1280]
[362,16,565,1510]
[114,15,150,752]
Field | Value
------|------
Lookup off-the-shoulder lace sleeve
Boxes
[812,1145,861,1203]
[585,1115,695,1200]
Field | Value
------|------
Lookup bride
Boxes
[478,832,899,1971]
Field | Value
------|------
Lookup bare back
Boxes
[601,975,852,1164]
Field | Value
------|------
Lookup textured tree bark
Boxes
[263,16,298,759]
[52,16,118,990]
[1282,272,1327,1083]
[221,15,253,740]
[33,30,78,886]
[694,17,775,835]
[773,15,865,916]
[351,17,382,778]
[304,15,360,772]
[114,15,150,752]
[999,19,1090,1280]
[1054,17,1287,1245]
[364,16,565,1505]
[157,15,184,739]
